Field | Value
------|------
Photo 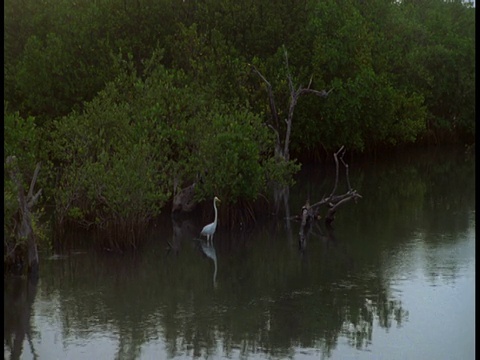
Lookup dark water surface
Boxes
[4,147,475,360]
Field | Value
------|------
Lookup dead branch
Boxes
[249,64,280,131]
[27,162,41,200]
[27,189,42,209]
[338,148,352,191]
[330,146,345,197]
[249,47,332,162]
[325,191,362,226]
[298,147,362,243]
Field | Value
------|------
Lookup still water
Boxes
[4,147,475,360]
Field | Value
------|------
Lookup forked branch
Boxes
[249,47,332,162]
[299,147,362,233]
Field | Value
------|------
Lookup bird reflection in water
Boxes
[197,238,218,288]
[168,213,219,287]
[196,196,220,287]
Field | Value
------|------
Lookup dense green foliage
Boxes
[4,0,475,248]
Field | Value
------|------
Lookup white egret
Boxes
[200,196,221,244]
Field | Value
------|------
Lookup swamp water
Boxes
[4,146,475,359]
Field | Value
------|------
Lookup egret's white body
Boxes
[200,196,221,243]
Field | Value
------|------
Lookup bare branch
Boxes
[329,146,345,197]
[251,48,332,163]
[27,162,42,200]
[339,151,352,191]
[27,189,42,208]
[283,91,298,160]
[266,124,282,158]
[283,47,297,96]
[249,64,280,130]
[307,75,313,89]
[299,87,334,98]
[249,64,270,87]
[266,124,280,142]
[325,191,363,224]
[309,191,355,210]
[309,193,327,209]
[298,148,362,235]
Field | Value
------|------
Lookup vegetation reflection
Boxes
[4,148,474,359]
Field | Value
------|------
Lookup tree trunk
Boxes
[172,182,198,213]
[6,156,41,276]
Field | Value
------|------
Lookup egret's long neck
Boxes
[213,200,218,226]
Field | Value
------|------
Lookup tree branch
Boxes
[27,162,41,200]
[329,146,344,197]
[339,150,352,191]
[249,64,280,130]
[27,189,42,209]
[298,148,362,236]
[298,88,332,98]
[251,47,332,163]
[325,191,363,225]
